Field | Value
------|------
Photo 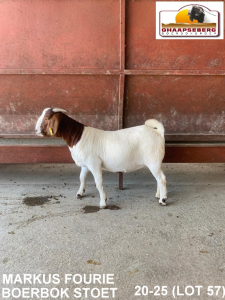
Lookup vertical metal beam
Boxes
[118,77,124,190]
[119,172,124,190]
[119,0,126,73]
[118,0,126,129]
[118,74,125,129]
[118,0,126,190]
[118,0,126,130]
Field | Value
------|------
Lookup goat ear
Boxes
[47,114,59,136]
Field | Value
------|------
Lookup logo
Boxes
[156,2,224,39]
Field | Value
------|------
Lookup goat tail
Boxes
[145,119,165,138]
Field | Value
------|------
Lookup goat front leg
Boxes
[155,184,160,199]
[77,166,89,199]
[89,162,107,209]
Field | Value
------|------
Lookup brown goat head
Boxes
[36,108,85,147]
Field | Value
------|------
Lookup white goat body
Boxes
[70,123,164,173]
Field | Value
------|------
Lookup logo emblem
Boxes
[156,2,223,39]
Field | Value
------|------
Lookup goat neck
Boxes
[56,113,84,148]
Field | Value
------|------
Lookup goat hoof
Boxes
[155,193,160,199]
[159,199,166,206]
[100,205,107,209]
[77,194,82,199]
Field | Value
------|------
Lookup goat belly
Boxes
[102,165,144,173]
[101,161,144,173]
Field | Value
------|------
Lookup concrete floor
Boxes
[1,163,225,300]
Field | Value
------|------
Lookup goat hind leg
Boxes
[149,164,167,205]
[77,167,89,199]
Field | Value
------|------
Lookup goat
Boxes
[188,6,217,23]
[35,108,167,208]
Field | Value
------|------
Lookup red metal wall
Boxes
[0,75,119,134]
[125,0,225,143]
[0,1,120,70]
[0,0,224,163]
[0,0,121,136]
